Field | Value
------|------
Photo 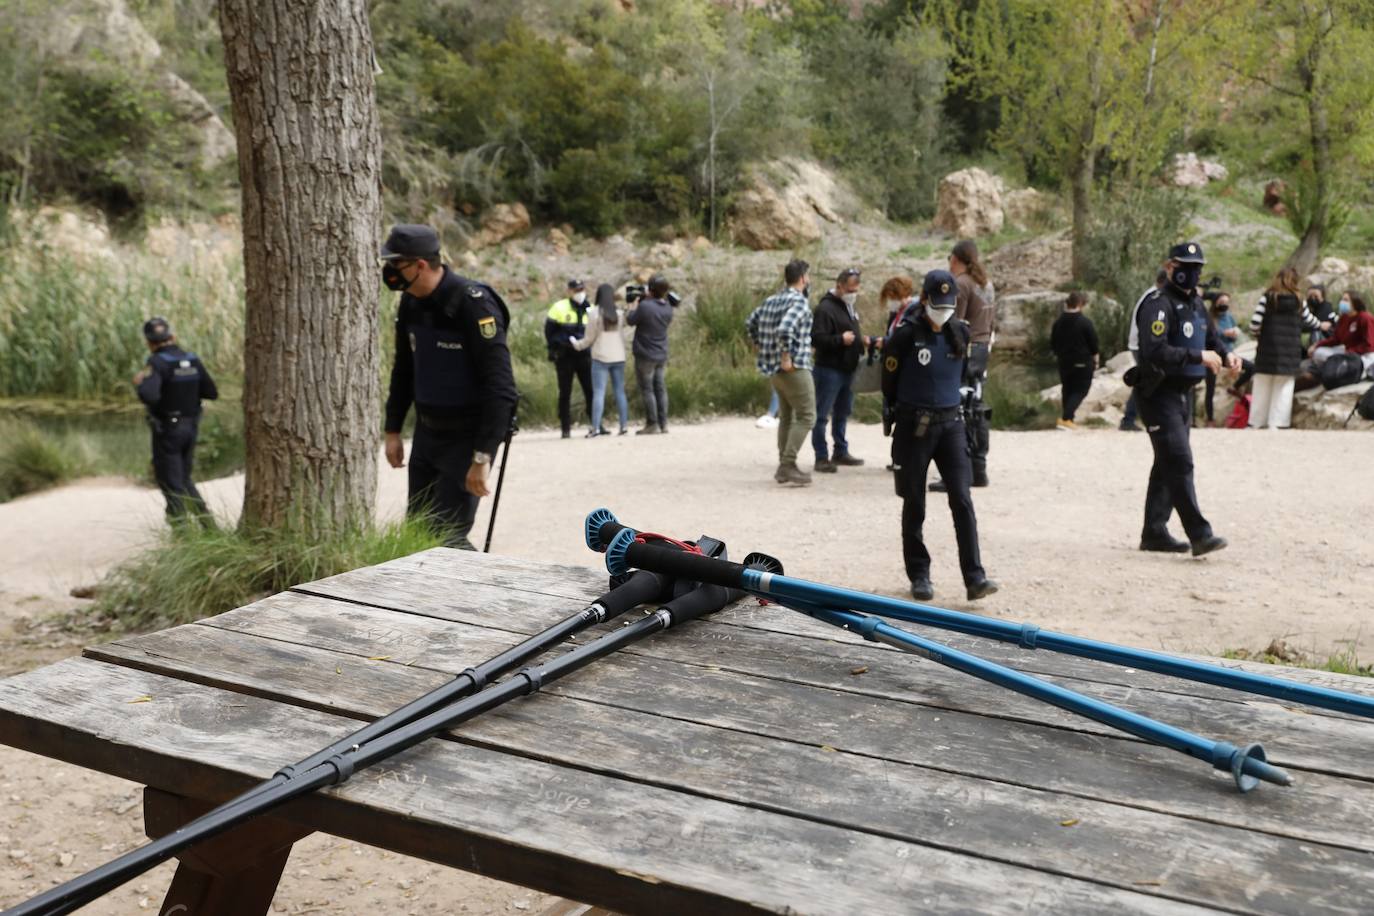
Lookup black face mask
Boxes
[1171,264,1203,292]
[383,262,415,292]
[1307,295,1322,309]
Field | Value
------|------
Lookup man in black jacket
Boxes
[811,267,876,471]
[381,224,518,550]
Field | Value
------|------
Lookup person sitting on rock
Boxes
[1299,292,1374,388]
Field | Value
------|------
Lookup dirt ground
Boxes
[3,417,1372,913]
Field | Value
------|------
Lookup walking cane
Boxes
[483,415,517,553]
[585,509,1374,720]
[6,569,678,916]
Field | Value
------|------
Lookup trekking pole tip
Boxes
[1231,743,1294,792]
[585,508,620,552]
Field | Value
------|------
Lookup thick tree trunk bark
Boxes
[1284,2,1334,278]
[219,0,383,534]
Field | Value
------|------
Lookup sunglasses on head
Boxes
[839,267,861,280]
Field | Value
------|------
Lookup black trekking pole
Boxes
[584,509,1374,720]
[4,570,675,916]
[482,415,517,553]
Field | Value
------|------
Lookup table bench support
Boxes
[143,787,313,916]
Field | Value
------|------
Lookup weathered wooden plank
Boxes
[269,578,1374,783]
[87,624,1374,914]
[0,659,1209,916]
[90,609,1374,858]
[300,552,1374,714]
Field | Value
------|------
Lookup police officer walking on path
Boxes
[134,317,218,527]
[1130,241,1235,557]
[381,224,518,550]
[883,270,999,602]
[545,278,595,439]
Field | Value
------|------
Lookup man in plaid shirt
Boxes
[747,259,817,486]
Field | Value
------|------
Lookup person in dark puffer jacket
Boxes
[1248,266,1322,429]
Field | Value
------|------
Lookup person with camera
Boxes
[748,259,818,486]
[626,274,676,434]
[882,270,998,601]
[1128,241,1234,557]
[811,266,875,472]
[133,316,218,527]
[381,223,518,550]
[545,278,595,439]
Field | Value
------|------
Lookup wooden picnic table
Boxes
[1,548,1373,915]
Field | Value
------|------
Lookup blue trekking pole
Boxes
[584,509,1374,721]
[773,591,1291,791]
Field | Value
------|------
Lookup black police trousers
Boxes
[892,413,985,586]
[150,417,210,525]
[555,351,593,434]
[408,420,480,550]
[1138,384,1214,544]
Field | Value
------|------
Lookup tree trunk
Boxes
[1070,0,1106,282]
[1283,1,1334,277]
[219,0,383,534]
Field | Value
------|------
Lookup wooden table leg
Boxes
[143,786,313,916]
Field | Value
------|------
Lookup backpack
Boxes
[1320,353,1365,390]
[1224,394,1251,429]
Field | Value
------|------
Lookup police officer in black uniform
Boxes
[882,270,999,602]
[381,224,518,550]
[1131,241,1235,557]
[133,316,218,525]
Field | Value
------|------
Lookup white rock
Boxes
[727,158,851,251]
[934,167,1004,238]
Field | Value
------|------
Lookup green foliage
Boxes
[90,516,450,630]
[0,241,245,399]
[800,14,950,220]
[1282,166,1353,246]
[981,362,1059,430]
[0,3,215,230]
[1077,186,1197,310]
[0,416,94,501]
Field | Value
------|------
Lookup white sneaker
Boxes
[756,414,779,429]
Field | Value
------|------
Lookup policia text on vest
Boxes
[380,224,519,551]
[881,271,998,603]
[134,316,218,526]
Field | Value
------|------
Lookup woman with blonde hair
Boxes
[1248,266,1322,429]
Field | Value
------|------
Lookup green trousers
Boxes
[771,368,817,466]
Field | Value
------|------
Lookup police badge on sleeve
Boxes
[477,316,497,339]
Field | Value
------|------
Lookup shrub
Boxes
[0,417,94,501]
[90,516,450,631]
[1078,186,1197,307]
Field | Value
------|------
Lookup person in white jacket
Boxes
[570,283,631,436]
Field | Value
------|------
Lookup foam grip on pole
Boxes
[662,584,743,626]
[604,529,749,585]
[598,569,674,618]
[585,508,623,552]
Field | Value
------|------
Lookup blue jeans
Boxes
[591,359,628,431]
[812,365,855,461]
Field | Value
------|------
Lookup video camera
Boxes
[624,284,682,307]
[1199,275,1225,303]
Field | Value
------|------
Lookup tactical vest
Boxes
[897,324,965,409]
[152,350,205,417]
[1163,293,1207,381]
[407,279,481,410]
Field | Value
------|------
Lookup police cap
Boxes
[922,269,958,307]
[567,278,586,290]
[1168,241,1206,264]
[379,224,440,261]
[143,316,173,343]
